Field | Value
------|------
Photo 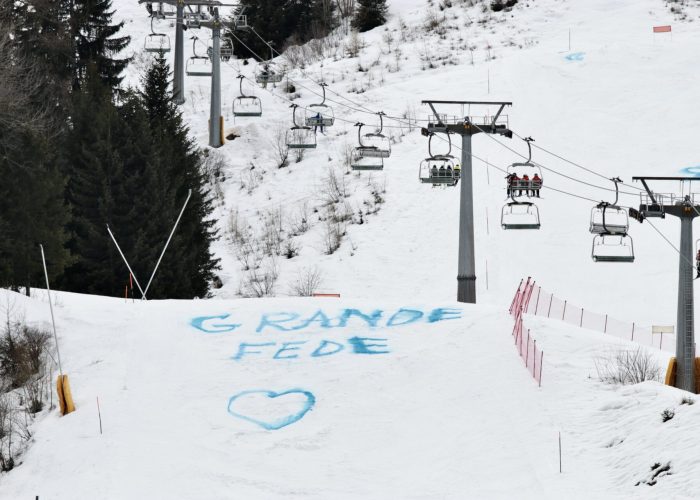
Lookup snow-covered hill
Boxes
[117,0,700,327]
[1,287,697,499]
[3,0,700,497]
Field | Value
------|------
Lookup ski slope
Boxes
[1,288,697,499]
[4,0,700,497]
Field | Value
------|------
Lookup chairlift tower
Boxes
[632,176,700,393]
[422,100,513,304]
[139,1,248,113]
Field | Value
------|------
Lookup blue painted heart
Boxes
[227,389,316,430]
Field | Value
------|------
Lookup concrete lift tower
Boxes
[632,177,700,393]
[421,100,513,304]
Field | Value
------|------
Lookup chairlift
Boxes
[351,123,383,171]
[361,111,391,158]
[305,83,335,128]
[232,75,262,117]
[220,36,234,61]
[501,201,541,230]
[418,132,459,186]
[589,204,629,235]
[255,44,284,85]
[186,36,212,77]
[150,2,175,20]
[589,177,635,262]
[144,17,171,53]
[505,137,542,198]
[184,5,207,28]
[286,104,316,149]
[255,63,283,85]
[592,234,635,263]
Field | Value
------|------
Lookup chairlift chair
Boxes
[501,201,541,230]
[505,137,543,198]
[589,204,629,235]
[418,132,458,186]
[232,75,262,117]
[220,36,234,61]
[351,124,383,170]
[144,17,171,53]
[255,63,283,85]
[305,83,335,128]
[589,177,634,262]
[361,111,391,158]
[186,37,212,77]
[286,104,316,149]
[592,234,635,262]
[351,149,384,171]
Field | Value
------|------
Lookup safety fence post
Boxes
[525,330,530,364]
[580,308,584,327]
[532,340,537,376]
[562,300,567,321]
[604,314,608,333]
[547,294,554,318]
[534,286,542,315]
[509,279,524,315]
[631,322,635,341]
[538,351,544,387]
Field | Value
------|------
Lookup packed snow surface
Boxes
[4,0,700,497]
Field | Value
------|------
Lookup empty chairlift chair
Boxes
[186,37,212,77]
[144,17,171,53]
[589,178,634,263]
[501,202,541,230]
[286,104,316,149]
[418,132,459,186]
[360,111,391,158]
[232,75,262,117]
[305,83,335,129]
[351,123,383,171]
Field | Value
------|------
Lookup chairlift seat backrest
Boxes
[233,96,262,117]
[592,234,634,262]
[287,127,316,149]
[186,57,212,77]
[501,201,541,230]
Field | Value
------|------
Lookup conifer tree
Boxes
[352,0,388,32]
[0,2,70,294]
[71,0,130,90]
[140,55,220,298]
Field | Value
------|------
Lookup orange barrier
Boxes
[312,293,341,298]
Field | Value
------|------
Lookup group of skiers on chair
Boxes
[430,163,461,182]
[506,172,542,198]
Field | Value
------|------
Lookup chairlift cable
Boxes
[470,122,640,197]
[511,130,646,192]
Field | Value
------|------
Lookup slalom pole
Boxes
[40,245,63,377]
[106,225,147,300]
[142,189,192,298]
